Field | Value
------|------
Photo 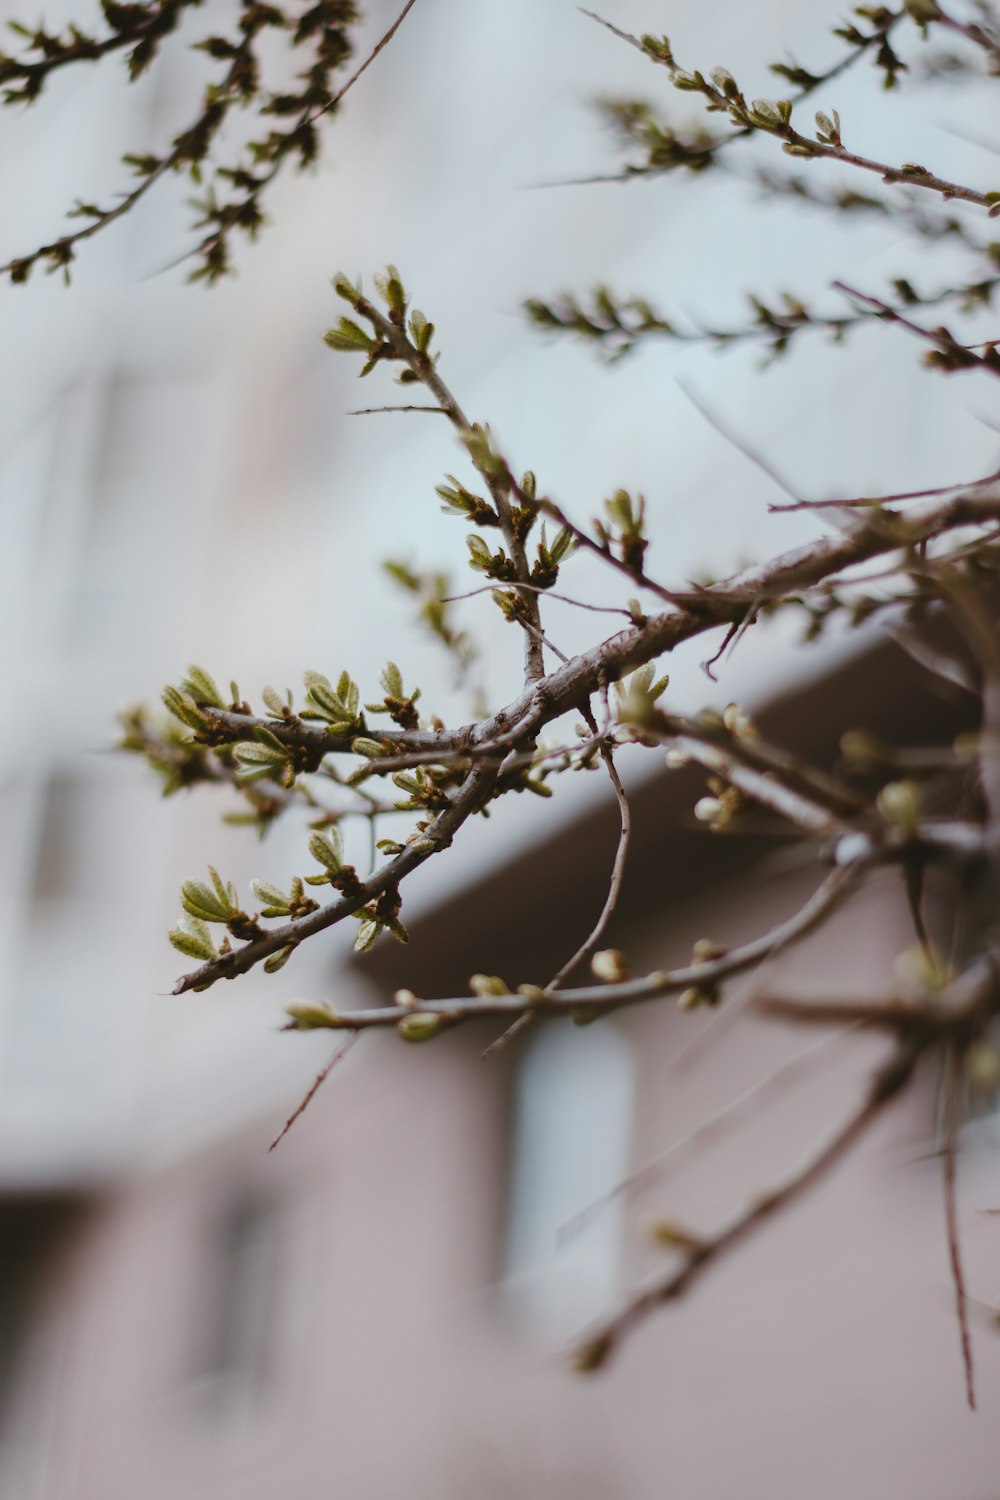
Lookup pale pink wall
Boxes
[6,861,1000,1499]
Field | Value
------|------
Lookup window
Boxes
[503,1022,634,1337]
[189,1189,280,1421]
[0,1197,82,1497]
[28,772,85,908]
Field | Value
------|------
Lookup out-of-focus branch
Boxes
[573,1037,924,1371]
[833,281,1000,377]
[2,1,420,284]
[943,1042,976,1409]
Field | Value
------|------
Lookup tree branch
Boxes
[573,1037,925,1371]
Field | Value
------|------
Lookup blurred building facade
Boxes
[2,1,1000,1496]
[4,647,1000,1498]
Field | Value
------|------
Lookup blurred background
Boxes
[2,0,1000,1494]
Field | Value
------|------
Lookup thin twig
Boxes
[484,711,632,1056]
[288,860,872,1032]
[442,582,636,619]
[311,0,420,122]
[833,281,1000,378]
[533,491,696,610]
[769,467,1000,514]
[547,749,632,986]
[560,1024,859,1244]
[943,1044,977,1409]
[268,1032,359,1151]
[348,404,445,415]
[349,291,546,683]
[573,1039,924,1370]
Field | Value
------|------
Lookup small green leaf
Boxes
[169,916,217,962]
[352,737,387,759]
[233,741,286,766]
[181,665,224,707]
[261,684,290,715]
[354,918,382,952]
[250,878,291,913]
[323,317,377,353]
[308,827,344,871]
[161,685,208,731]
[264,945,295,974]
[181,879,231,923]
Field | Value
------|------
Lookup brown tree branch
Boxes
[943,1042,977,1409]
[268,1032,358,1152]
[285,858,873,1032]
[832,280,1000,377]
[173,759,504,992]
[349,290,546,683]
[169,487,1000,992]
[573,1038,925,1371]
[559,1025,859,1245]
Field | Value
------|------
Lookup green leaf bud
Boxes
[332,272,362,305]
[323,318,377,353]
[354,918,382,952]
[877,780,921,838]
[469,974,510,997]
[308,827,344,871]
[397,1012,446,1042]
[710,66,739,97]
[261,684,290,716]
[181,878,232,923]
[351,738,387,759]
[161,685,208,731]
[373,264,406,315]
[233,740,286,766]
[263,946,293,974]
[168,916,218,962]
[181,665,224,707]
[285,1000,343,1029]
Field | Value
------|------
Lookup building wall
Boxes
[4,846,999,1499]
[1,2,999,1495]
[1,0,997,1172]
